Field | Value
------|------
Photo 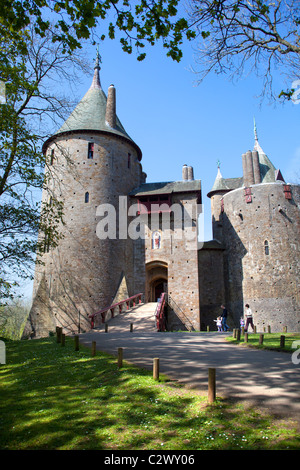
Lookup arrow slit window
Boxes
[264,240,269,255]
[88,142,94,159]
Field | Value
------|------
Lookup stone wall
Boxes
[136,192,201,330]
[198,243,226,330]
[221,183,300,332]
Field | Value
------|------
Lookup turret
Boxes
[28,52,144,337]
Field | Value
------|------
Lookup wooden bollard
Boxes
[91,341,96,357]
[236,329,241,341]
[267,325,271,334]
[61,333,65,347]
[153,358,159,381]
[254,325,257,333]
[208,368,216,403]
[283,326,287,333]
[280,335,285,349]
[244,332,248,343]
[259,334,264,345]
[105,323,108,333]
[74,335,79,351]
[118,348,123,368]
[56,327,62,343]
[130,323,133,332]
[233,329,237,338]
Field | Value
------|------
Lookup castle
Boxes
[26,54,300,337]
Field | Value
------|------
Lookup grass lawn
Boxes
[227,332,300,352]
[0,335,299,450]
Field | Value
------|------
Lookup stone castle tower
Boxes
[207,123,300,332]
[28,53,145,337]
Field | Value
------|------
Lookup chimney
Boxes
[182,164,188,181]
[187,166,194,181]
[252,150,261,184]
[105,84,116,128]
[242,150,255,186]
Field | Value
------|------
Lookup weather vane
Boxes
[95,44,102,68]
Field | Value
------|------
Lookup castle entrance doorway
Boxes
[153,279,168,302]
[146,261,168,302]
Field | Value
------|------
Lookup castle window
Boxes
[264,240,269,255]
[44,233,50,253]
[88,142,94,159]
[50,149,55,165]
[137,195,171,214]
[128,153,131,169]
[151,231,161,250]
[85,192,89,203]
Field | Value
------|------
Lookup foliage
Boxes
[0,26,88,301]
[1,1,299,98]
[0,298,31,339]
[0,1,196,62]
[0,336,299,450]
[187,0,300,99]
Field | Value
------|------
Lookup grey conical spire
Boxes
[91,46,102,89]
[252,118,276,183]
[54,50,130,139]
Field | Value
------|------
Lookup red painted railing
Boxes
[89,293,143,329]
[155,292,167,332]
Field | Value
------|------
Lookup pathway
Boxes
[79,306,300,421]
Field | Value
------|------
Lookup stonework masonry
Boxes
[30,131,144,337]
[221,183,300,331]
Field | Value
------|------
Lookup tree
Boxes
[0,0,195,62]
[0,297,32,339]
[186,0,300,100]
[2,1,299,100]
[0,26,88,302]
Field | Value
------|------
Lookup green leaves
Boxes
[0,26,75,301]
[0,1,197,61]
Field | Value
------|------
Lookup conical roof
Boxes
[43,54,142,159]
[56,68,130,140]
[207,163,243,198]
[253,120,276,183]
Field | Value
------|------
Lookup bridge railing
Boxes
[89,293,143,329]
[155,292,167,332]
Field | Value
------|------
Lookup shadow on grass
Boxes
[0,337,299,450]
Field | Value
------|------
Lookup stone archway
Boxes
[146,261,168,302]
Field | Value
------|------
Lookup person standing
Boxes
[244,304,254,332]
[221,305,229,332]
[213,316,222,332]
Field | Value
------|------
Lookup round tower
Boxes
[29,53,144,337]
[208,128,300,332]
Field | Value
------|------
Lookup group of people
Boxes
[214,303,254,332]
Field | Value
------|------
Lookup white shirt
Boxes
[245,308,252,318]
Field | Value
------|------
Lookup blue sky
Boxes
[22,32,300,301]
[81,36,300,239]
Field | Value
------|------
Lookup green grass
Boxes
[227,332,300,352]
[0,336,299,450]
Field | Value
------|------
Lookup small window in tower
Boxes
[50,149,55,165]
[85,192,89,203]
[128,153,131,169]
[88,142,94,159]
[264,240,269,255]
[44,233,50,253]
